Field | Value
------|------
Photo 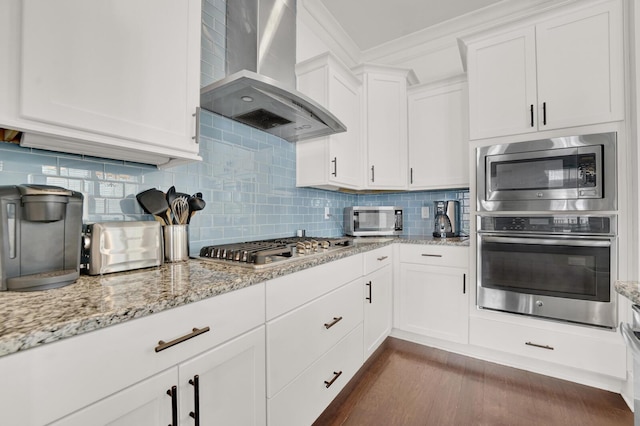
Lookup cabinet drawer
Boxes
[267,278,363,397]
[469,317,625,379]
[266,254,363,320]
[0,283,265,426]
[268,324,364,426]
[399,244,468,268]
[363,245,393,275]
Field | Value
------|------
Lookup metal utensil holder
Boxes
[164,225,189,262]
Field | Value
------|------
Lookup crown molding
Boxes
[360,0,574,65]
[298,0,361,67]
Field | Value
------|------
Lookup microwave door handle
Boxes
[481,236,611,248]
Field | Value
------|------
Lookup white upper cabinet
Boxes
[296,53,363,190]
[354,65,417,190]
[0,0,202,167]
[407,77,469,190]
[464,0,623,140]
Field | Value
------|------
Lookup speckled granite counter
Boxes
[0,237,468,358]
[615,280,640,305]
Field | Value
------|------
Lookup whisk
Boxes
[171,197,190,225]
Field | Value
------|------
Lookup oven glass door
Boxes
[479,235,611,302]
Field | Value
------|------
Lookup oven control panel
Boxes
[479,215,613,234]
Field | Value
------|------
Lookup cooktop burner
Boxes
[198,237,353,267]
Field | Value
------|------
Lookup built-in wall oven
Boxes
[477,215,616,328]
[476,132,618,328]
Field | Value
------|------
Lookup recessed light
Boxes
[241,96,254,102]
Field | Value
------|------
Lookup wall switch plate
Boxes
[421,206,430,219]
[324,207,331,219]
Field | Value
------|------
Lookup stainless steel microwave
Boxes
[344,206,403,236]
[476,132,616,212]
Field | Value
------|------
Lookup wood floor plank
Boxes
[313,338,633,426]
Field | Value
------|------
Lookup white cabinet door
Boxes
[364,264,393,359]
[408,78,469,190]
[466,0,623,140]
[398,263,469,344]
[3,0,201,166]
[467,26,537,140]
[296,53,362,190]
[179,327,266,426]
[359,69,410,190]
[535,0,623,131]
[51,369,178,426]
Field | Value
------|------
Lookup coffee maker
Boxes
[433,200,460,238]
[0,185,83,291]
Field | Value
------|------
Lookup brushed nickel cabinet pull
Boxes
[189,375,200,426]
[324,370,343,388]
[525,341,554,350]
[155,326,211,352]
[331,157,337,177]
[421,254,442,258]
[410,167,414,184]
[324,316,343,329]
[377,256,388,261]
[371,165,375,182]
[192,106,201,143]
[167,385,178,426]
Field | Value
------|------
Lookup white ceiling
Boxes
[319,0,505,51]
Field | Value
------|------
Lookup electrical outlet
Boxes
[324,207,331,219]
[421,206,430,219]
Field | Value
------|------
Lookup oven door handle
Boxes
[481,236,611,248]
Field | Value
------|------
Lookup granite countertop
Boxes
[615,281,640,305]
[0,237,468,358]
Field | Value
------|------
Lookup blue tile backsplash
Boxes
[0,0,469,254]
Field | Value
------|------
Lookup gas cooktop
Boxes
[198,236,354,268]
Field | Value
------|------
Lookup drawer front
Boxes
[469,317,626,379]
[266,254,363,320]
[363,245,393,275]
[0,283,265,426]
[267,278,363,397]
[268,324,364,426]
[399,244,468,268]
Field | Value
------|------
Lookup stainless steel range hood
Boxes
[200,0,346,142]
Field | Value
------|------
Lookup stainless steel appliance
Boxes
[477,132,616,212]
[433,201,460,238]
[199,0,346,142]
[344,206,403,237]
[620,306,640,419]
[82,221,164,275]
[0,184,83,291]
[477,214,616,328]
[199,236,353,268]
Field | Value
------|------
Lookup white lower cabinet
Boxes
[268,324,364,426]
[0,283,265,426]
[363,246,393,359]
[396,245,469,344]
[53,327,266,426]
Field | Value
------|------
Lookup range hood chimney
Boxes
[200,0,346,142]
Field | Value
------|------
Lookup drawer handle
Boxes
[167,385,178,426]
[377,256,388,261]
[366,281,372,304]
[421,254,442,258]
[324,370,343,388]
[324,316,343,329]
[155,326,211,353]
[525,341,554,351]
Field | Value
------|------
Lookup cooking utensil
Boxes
[136,188,171,225]
[166,186,177,206]
[171,197,190,225]
[187,196,206,224]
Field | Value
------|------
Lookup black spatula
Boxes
[136,188,171,225]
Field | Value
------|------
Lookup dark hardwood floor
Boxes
[314,338,633,426]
